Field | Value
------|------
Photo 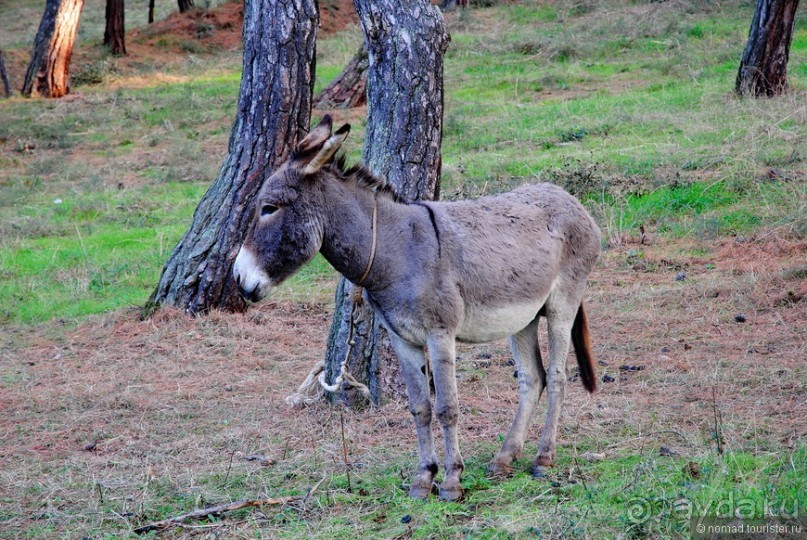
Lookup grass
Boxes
[122,447,803,538]
[1,0,804,322]
[0,1,806,537]
[1,236,805,538]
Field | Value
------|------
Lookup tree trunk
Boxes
[323,0,450,406]
[442,0,468,10]
[178,0,194,13]
[22,0,84,98]
[735,0,800,97]
[145,0,318,316]
[104,0,126,56]
[148,0,155,24]
[313,46,368,109]
[0,51,11,98]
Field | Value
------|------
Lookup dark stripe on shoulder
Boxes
[415,202,441,259]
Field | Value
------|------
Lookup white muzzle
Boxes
[233,247,272,301]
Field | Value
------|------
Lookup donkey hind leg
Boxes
[488,316,546,478]
[427,331,465,501]
[389,333,438,499]
[532,296,579,477]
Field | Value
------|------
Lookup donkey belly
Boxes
[457,301,544,343]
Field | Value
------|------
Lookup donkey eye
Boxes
[260,204,278,217]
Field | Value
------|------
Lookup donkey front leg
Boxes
[427,331,464,501]
[533,302,577,477]
[389,333,439,499]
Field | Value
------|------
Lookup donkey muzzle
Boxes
[233,246,271,302]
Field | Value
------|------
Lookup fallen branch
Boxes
[134,478,325,534]
[133,497,298,534]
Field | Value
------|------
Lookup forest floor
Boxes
[1,234,805,538]
[1,0,805,538]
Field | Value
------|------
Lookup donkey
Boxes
[234,115,601,501]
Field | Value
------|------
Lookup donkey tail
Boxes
[572,303,596,393]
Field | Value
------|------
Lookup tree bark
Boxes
[145,0,318,316]
[735,0,800,97]
[104,0,127,55]
[0,51,11,98]
[178,0,194,13]
[323,0,450,406]
[22,0,84,98]
[313,46,368,109]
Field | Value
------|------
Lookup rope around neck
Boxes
[285,197,378,406]
[357,197,378,287]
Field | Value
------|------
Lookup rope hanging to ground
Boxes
[285,198,378,407]
[285,289,372,406]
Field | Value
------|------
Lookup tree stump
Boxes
[313,46,368,109]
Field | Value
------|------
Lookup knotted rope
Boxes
[285,198,378,407]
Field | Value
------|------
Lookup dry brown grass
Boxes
[0,235,805,537]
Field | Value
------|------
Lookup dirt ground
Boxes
[0,234,804,535]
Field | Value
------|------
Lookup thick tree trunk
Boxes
[178,0,194,13]
[22,0,84,98]
[0,51,11,98]
[313,46,368,109]
[104,0,126,55]
[735,0,800,97]
[148,0,155,23]
[146,0,318,316]
[323,0,450,406]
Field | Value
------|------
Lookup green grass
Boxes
[0,0,805,325]
[31,443,803,538]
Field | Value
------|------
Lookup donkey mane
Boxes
[327,154,409,203]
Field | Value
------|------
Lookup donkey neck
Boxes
[318,176,416,291]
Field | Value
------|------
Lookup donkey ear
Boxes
[300,123,351,175]
[295,115,334,157]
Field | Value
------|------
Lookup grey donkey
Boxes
[234,115,601,501]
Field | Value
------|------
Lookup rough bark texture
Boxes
[146,0,318,315]
[22,0,84,98]
[104,0,127,55]
[0,51,11,97]
[178,0,195,13]
[313,46,368,109]
[323,0,450,406]
[735,0,800,97]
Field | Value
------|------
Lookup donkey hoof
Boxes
[438,483,463,502]
[486,461,513,479]
[408,483,433,500]
[532,455,553,477]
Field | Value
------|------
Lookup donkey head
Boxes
[234,115,350,301]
